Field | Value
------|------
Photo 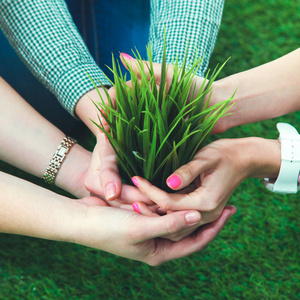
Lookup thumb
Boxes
[166,155,214,190]
[141,210,201,240]
[85,135,122,200]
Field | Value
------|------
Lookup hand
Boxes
[130,201,200,242]
[2,172,236,265]
[130,137,281,225]
[120,53,234,136]
[75,87,125,201]
[73,197,237,265]
[84,135,154,207]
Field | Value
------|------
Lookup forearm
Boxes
[150,0,224,76]
[0,78,91,197]
[0,0,110,117]
[0,78,65,176]
[212,48,300,132]
[0,172,80,241]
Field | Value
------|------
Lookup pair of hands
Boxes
[55,140,236,264]
[75,196,236,265]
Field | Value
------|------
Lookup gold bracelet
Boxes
[43,136,77,184]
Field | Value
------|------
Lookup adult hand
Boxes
[2,172,237,266]
[75,87,150,204]
[131,137,281,225]
[84,135,154,207]
[73,197,236,265]
[120,53,235,135]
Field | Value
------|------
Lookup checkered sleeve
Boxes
[0,0,111,117]
[149,0,225,77]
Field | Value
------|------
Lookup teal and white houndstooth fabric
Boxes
[150,0,225,76]
[0,0,224,117]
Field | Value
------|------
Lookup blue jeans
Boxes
[0,0,150,133]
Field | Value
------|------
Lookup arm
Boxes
[0,0,110,117]
[0,1,126,200]
[210,48,300,133]
[123,47,300,134]
[0,78,153,205]
[0,77,91,198]
[0,171,236,265]
[150,0,225,76]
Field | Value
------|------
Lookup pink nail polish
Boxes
[132,203,141,213]
[121,52,133,60]
[131,177,139,187]
[167,174,181,189]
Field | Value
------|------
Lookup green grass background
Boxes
[1,0,300,299]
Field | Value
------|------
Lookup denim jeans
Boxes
[0,0,150,133]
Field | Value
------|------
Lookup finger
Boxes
[166,152,216,190]
[85,158,154,205]
[97,135,122,201]
[99,106,110,134]
[132,202,158,216]
[78,196,109,207]
[131,176,209,211]
[138,209,201,241]
[120,53,173,92]
[151,205,237,265]
[137,206,201,242]
[85,136,122,201]
[119,185,155,205]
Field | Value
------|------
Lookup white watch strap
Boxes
[264,123,300,194]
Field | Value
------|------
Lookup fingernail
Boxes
[167,174,181,189]
[132,203,141,213]
[105,135,109,142]
[131,177,139,187]
[226,212,236,223]
[105,183,116,200]
[121,52,133,60]
[185,212,201,225]
[157,207,165,215]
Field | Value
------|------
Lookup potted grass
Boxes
[90,41,235,191]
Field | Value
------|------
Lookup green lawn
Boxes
[1,0,300,299]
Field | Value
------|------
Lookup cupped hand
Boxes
[120,53,234,135]
[130,201,200,242]
[73,196,236,265]
[75,87,151,205]
[84,133,154,207]
[130,137,281,225]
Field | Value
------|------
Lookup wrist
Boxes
[55,144,92,198]
[0,172,81,242]
[209,75,238,133]
[244,137,281,179]
[75,86,110,136]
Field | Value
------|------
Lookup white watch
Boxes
[263,123,300,194]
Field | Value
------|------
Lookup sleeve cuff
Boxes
[54,63,112,117]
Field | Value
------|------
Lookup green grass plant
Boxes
[92,40,235,189]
